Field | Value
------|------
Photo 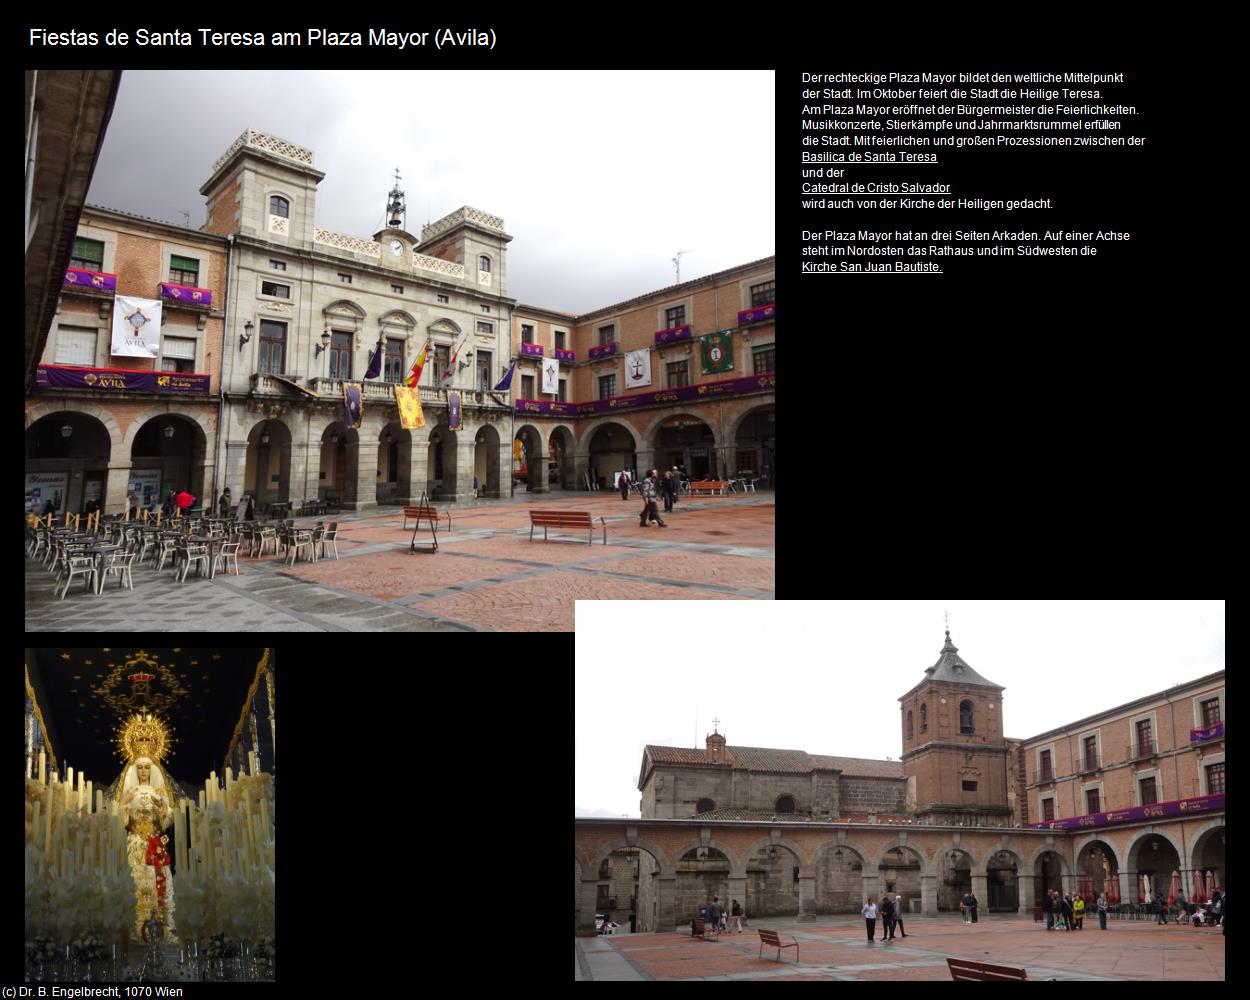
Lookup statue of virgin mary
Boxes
[118,754,178,942]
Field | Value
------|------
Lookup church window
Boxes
[696,798,716,814]
[479,255,491,273]
[328,332,352,380]
[775,795,796,814]
[959,700,974,735]
[919,703,927,732]
[269,195,290,218]
[906,711,914,740]
[384,339,404,383]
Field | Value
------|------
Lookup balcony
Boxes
[1079,754,1100,774]
[158,282,213,310]
[1038,767,1055,784]
[1128,739,1156,761]
[63,267,117,296]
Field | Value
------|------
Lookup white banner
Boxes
[111,296,162,358]
[625,348,652,388]
[542,356,560,395]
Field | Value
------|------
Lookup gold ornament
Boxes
[115,709,176,764]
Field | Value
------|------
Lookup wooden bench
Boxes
[403,504,451,531]
[689,480,729,495]
[946,958,1028,981]
[528,510,607,545]
[758,928,799,962]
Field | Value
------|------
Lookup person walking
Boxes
[638,470,667,527]
[218,487,232,518]
[709,896,723,934]
[671,466,682,505]
[175,487,196,513]
[969,890,979,923]
[893,895,908,937]
[730,899,743,933]
[619,470,631,501]
[1052,893,1066,930]
[1156,895,1169,925]
[862,898,878,942]
[1096,893,1108,930]
[1073,894,1085,929]
[880,894,896,943]
[960,891,973,924]
[1062,893,1075,931]
[1043,890,1055,930]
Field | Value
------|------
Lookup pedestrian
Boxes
[1063,893,1076,931]
[970,890,979,923]
[1054,893,1067,931]
[619,469,631,501]
[162,490,177,519]
[1097,893,1108,930]
[1210,890,1223,927]
[1043,889,1055,930]
[175,487,196,513]
[638,469,667,527]
[894,895,908,937]
[730,899,743,933]
[218,487,232,518]
[1073,894,1085,929]
[862,897,877,942]
[709,896,723,934]
[661,470,675,513]
[960,890,972,924]
[880,894,896,943]
[671,465,682,504]
[1156,895,1168,925]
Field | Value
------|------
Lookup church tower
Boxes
[898,629,1011,826]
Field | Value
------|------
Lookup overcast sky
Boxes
[85,70,775,314]
[574,600,1225,817]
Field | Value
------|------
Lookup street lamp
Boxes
[240,320,253,349]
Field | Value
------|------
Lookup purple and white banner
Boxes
[738,304,776,326]
[588,342,619,360]
[448,391,463,430]
[625,349,652,388]
[1029,793,1225,831]
[36,364,210,395]
[63,268,117,293]
[110,296,162,358]
[1189,722,1224,742]
[555,349,576,363]
[654,324,692,345]
[159,282,213,308]
[520,342,544,357]
[541,357,560,395]
[517,372,774,417]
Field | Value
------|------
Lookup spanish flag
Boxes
[405,339,432,387]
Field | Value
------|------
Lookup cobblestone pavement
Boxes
[25,491,774,632]
[577,913,1225,981]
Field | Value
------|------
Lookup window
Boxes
[920,703,927,732]
[962,781,978,792]
[555,330,566,350]
[391,284,404,294]
[750,280,776,307]
[269,195,289,218]
[696,798,716,814]
[753,345,776,374]
[775,795,796,814]
[598,324,615,346]
[1083,736,1098,770]
[259,320,286,374]
[1040,749,1053,782]
[433,345,450,385]
[521,324,534,344]
[384,339,404,383]
[1201,698,1221,728]
[906,711,914,740]
[337,273,352,284]
[55,326,97,366]
[1042,798,1055,821]
[476,350,492,392]
[1140,777,1157,805]
[665,305,685,330]
[1135,719,1153,756]
[478,255,491,272]
[959,700,974,735]
[329,333,352,380]
[437,294,449,304]
[162,336,196,374]
[480,305,491,313]
[667,360,689,389]
[598,374,616,399]
[1206,762,1224,794]
[269,259,287,271]
[477,321,493,334]
[261,281,290,299]
[521,374,535,399]
[70,238,104,271]
[1085,789,1101,814]
[558,379,568,402]
[169,255,199,286]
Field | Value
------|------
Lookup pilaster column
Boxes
[728,874,748,927]
[352,436,379,510]
[105,464,131,515]
[1017,873,1036,916]
[971,871,988,916]
[404,433,429,504]
[656,874,678,932]
[578,878,601,936]
[921,873,938,916]
[862,873,881,908]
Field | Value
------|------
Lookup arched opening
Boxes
[920,703,927,732]
[775,795,796,814]
[473,423,501,499]
[130,414,207,513]
[1190,825,1225,902]
[959,699,975,735]
[319,423,352,505]
[905,711,914,741]
[746,843,799,918]
[514,425,543,492]
[986,850,1020,911]
[586,423,635,490]
[1129,833,1182,904]
[652,414,716,479]
[938,849,973,911]
[549,425,576,489]
[695,798,716,815]
[676,847,733,924]
[1076,840,1121,904]
[815,844,865,913]
[376,423,411,505]
[1034,850,1066,902]
[733,405,774,488]
[878,845,923,912]
[25,412,113,516]
[244,420,294,513]
[427,424,458,500]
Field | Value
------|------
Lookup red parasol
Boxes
[1209,869,1219,892]
[1168,870,1181,909]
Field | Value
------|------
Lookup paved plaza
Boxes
[26,492,774,632]
[575,913,1225,981]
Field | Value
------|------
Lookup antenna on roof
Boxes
[178,210,190,227]
[673,249,690,283]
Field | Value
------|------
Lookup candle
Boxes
[67,766,73,793]
[43,787,53,868]
[198,790,205,810]
[38,750,46,784]
[259,795,269,843]
[205,776,214,808]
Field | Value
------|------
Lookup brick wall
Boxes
[839,776,907,814]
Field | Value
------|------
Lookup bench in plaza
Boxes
[757,928,799,962]
[691,917,718,941]
[947,957,1028,981]
[528,510,606,545]
[403,504,451,531]
[689,481,728,495]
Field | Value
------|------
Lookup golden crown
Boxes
[114,710,176,764]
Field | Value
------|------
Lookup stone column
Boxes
[1017,873,1036,916]
[1118,870,1135,907]
[302,434,323,505]
[728,874,748,927]
[921,873,938,916]
[224,431,249,502]
[578,878,601,936]
[972,871,988,918]
[352,433,379,510]
[402,433,429,504]
[105,463,131,516]
[797,872,817,921]
[573,451,592,492]
[656,874,679,932]
[862,873,881,909]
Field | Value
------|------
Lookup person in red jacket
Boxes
[175,489,196,511]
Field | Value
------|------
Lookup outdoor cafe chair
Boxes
[317,522,340,560]
[212,540,241,576]
[57,555,97,599]
[178,542,209,583]
[154,535,180,573]
[255,525,279,558]
[99,550,137,592]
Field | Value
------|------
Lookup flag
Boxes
[405,339,431,387]
[448,391,463,430]
[493,359,516,393]
[394,385,425,429]
[364,337,384,379]
[700,330,735,374]
[343,383,363,429]
[440,337,466,388]
[625,349,652,388]
[542,357,560,395]
[111,296,162,358]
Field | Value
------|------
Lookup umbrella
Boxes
[1209,869,1219,892]
[1168,870,1181,909]
[1140,874,1149,903]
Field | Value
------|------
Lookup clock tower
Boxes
[372,169,418,268]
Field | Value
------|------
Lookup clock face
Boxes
[390,240,404,257]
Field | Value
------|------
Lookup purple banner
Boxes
[555,349,576,363]
[448,390,463,430]
[36,364,210,395]
[63,268,117,293]
[1029,793,1225,831]
[1190,722,1224,742]
[588,342,619,360]
[738,304,777,325]
[517,372,774,417]
[655,324,692,345]
[159,282,213,307]
[520,342,544,357]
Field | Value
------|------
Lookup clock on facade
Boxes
[389,239,404,257]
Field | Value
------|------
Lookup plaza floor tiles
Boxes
[588,552,775,593]
[277,548,522,600]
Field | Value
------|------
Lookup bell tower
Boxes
[373,168,419,271]
[898,627,1011,826]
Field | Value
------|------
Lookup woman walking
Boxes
[862,897,878,942]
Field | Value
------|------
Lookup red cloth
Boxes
[145,835,170,908]
[175,491,195,509]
